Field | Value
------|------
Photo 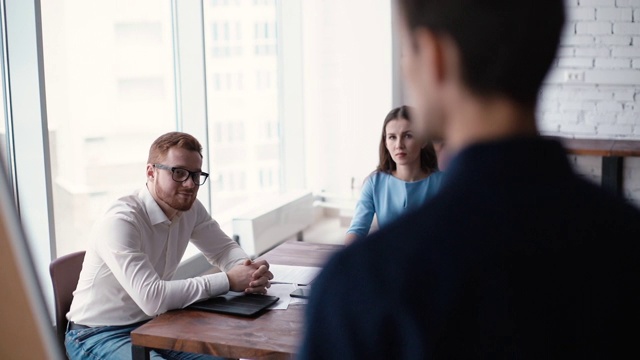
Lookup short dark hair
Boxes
[377,106,438,174]
[147,132,203,164]
[397,0,565,106]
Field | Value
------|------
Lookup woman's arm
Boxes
[345,176,376,244]
[345,232,360,245]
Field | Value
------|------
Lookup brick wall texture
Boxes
[538,0,640,206]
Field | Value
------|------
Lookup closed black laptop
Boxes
[187,292,279,317]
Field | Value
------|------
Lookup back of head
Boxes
[397,0,565,106]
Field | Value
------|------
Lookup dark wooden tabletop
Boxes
[131,241,343,359]
[611,139,640,157]
[546,136,640,157]
[257,240,341,267]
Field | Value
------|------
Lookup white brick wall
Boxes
[538,0,640,206]
[616,0,640,7]
[597,7,633,21]
[580,0,615,7]
[595,58,631,67]
[613,22,640,33]
[576,21,613,34]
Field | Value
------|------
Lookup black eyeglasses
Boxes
[153,164,209,186]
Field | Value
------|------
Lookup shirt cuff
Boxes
[204,272,231,297]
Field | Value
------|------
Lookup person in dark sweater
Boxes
[299,0,640,359]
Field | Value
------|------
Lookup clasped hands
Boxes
[226,259,273,295]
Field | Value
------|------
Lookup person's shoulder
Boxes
[321,204,420,277]
[315,204,444,304]
[88,191,148,248]
[425,170,446,185]
[315,243,398,311]
[367,170,389,183]
[361,171,392,191]
[368,192,459,261]
[101,189,146,223]
[429,170,445,179]
[348,199,445,262]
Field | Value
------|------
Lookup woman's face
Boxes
[385,118,422,167]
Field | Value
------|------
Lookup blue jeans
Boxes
[65,322,226,360]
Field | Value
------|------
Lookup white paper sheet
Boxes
[266,283,296,310]
[270,264,321,285]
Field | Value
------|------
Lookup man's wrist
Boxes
[225,271,233,292]
[205,272,230,296]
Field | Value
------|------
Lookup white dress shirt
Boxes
[67,186,248,326]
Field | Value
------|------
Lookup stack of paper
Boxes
[266,264,319,310]
[269,264,321,285]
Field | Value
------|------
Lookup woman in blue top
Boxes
[345,105,444,243]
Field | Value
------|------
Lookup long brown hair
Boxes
[376,106,438,174]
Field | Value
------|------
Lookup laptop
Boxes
[187,292,279,317]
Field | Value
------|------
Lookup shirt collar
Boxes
[140,185,171,225]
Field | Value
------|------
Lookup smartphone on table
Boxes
[290,287,311,299]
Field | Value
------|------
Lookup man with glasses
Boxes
[66,132,271,360]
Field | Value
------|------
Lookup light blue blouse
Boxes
[347,171,445,238]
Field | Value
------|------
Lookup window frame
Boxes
[1,0,395,291]
[0,0,401,328]
[2,0,57,317]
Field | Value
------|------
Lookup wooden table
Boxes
[131,241,343,360]
[546,136,640,195]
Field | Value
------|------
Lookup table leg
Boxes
[132,345,151,360]
[601,156,623,195]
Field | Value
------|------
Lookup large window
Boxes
[41,0,177,256]
[203,0,281,224]
[302,0,393,195]
[6,0,394,265]
[0,75,6,173]
[0,13,7,177]
[0,94,6,175]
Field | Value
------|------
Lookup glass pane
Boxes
[204,0,281,223]
[41,0,176,256]
[0,30,7,174]
[301,0,393,195]
[0,79,6,174]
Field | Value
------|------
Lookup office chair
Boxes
[49,251,85,350]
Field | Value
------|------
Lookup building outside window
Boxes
[40,0,176,256]
[204,0,281,224]
[15,0,393,260]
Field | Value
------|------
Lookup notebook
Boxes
[187,292,280,317]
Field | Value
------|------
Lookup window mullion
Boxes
[4,0,56,318]
[277,0,305,191]
[171,0,212,212]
